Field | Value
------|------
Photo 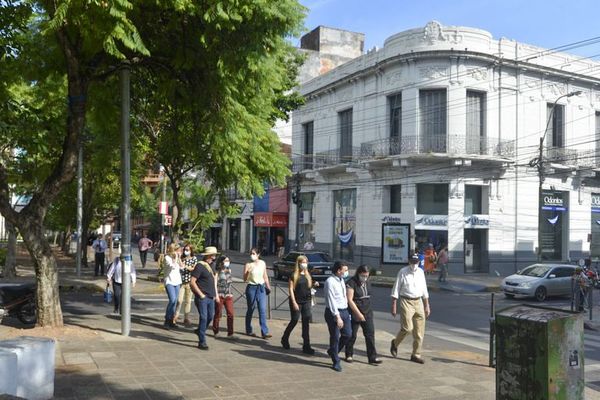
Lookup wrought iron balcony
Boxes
[544,146,578,165]
[292,147,362,172]
[360,135,515,159]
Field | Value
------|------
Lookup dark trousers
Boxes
[139,250,148,268]
[282,301,312,347]
[94,252,105,276]
[195,296,215,345]
[112,282,122,313]
[213,295,234,336]
[346,309,377,361]
[324,307,351,365]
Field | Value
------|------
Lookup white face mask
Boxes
[251,254,258,261]
[223,261,230,268]
[184,250,190,256]
[342,271,349,279]
[300,263,308,270]
[359,275,368,283]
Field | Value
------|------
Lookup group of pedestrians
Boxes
[104,242,432,372]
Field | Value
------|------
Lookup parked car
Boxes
[500,264,577,302]
[273,251,334,281]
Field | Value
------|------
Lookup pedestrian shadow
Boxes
[232,348,332,369]
[429,356,489,368]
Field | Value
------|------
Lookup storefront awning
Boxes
[254,212,288,228]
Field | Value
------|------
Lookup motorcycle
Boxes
[0,283,37,325]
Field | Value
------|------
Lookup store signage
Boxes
[592,194,600,213]
[541,193,567,211]
[382,215,402,223]
[254,212,287,228]
[464,215,489,228]
[381,223,410,264]
[415,215,448,227]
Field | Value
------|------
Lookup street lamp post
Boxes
[535,90,581,261]
[120,61,132,336]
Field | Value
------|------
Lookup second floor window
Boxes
[303,121,314,169]
[420,89,447,152]
[389,93,402,138]
[466,91,486,154]
[339,108,353,161]
[389,185,402,213]
[417,183,448,215]
[547,103,565,148]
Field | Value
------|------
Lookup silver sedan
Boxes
[500,264,577,302]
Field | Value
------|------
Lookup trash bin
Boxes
[495,305,584,400]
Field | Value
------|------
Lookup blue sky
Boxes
[298,0,600,57]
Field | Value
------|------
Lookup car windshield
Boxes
[306,253,331,262]
[519,265,551,278]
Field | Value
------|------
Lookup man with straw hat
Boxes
[190,246,220,350]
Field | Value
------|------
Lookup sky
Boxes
[298,0,600,58]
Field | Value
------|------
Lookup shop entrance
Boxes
[464,229,488,273]
[415,230,448,253]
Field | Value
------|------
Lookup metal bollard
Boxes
[267,286,272,320]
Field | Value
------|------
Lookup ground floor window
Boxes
[333,189,356,261]
[299,192,316,250]
[539,190,569,261]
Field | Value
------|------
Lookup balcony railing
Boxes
[360,135,515,159]
[544,147,578,165]
[292,147,362,172]
[575,149,600,168]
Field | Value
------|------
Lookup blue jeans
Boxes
[245,284,269,336]
[195,296,215,345]
[164,284,180,322]
[324,308,352,365]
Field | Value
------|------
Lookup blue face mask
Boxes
[342,271,349,279]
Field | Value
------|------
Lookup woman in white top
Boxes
[163,243,183,328]
[243,247,272,338]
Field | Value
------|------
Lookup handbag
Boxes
[104,284,113,303]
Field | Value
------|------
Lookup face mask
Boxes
[300,263,308,270]
[184,250,190,256]
[223,262,230,268]
[251,254,258,261]
[342,271,349,279]
[359,275,368,283]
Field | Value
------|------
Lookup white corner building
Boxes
[290,21,600,276]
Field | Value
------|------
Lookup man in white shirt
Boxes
[92,234,108,277]
[324,261,351,372]
[390,253,431,364]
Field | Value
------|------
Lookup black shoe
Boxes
[302,347,315,355]
[198,343,209,350]
[281,338,290,350]
[327,349,333,358]
[390,339,398,358]
[410,355,425,364]
[369,358,383,365]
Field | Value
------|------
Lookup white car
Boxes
[501,264,577,302]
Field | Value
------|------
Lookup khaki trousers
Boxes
[393,297,425,357]
[175,283,193,320]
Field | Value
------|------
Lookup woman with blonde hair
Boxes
[281,255,318,354]
[163,243,183,329]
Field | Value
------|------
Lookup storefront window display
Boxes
[299,192,316,249]
[333,189,356,261]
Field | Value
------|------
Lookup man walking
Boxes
[92,234,108,277]
[190,246,220,350]
[390,253,431,364]
[437,245,449,282]
[138,233,153,269]
[324,261,352,372]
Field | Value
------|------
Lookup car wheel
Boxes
[535,286,547,302]
[504,293,515,299]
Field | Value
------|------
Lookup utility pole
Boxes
[75,138,83,278]
[535,90,581,262]
[291,173,302,250]
[120,61,132,336]
[161,171,167,253]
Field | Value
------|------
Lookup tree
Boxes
[0,1,305,327]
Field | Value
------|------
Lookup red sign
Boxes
[254,212,287,228]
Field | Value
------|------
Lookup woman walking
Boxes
[212,255,235,338]
[346,265,382,365]
[244,248,272,339]
[163,243,182,328]
[175,243,196,327]
[281,255,317,354]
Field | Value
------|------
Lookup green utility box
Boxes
[495,305,584,400]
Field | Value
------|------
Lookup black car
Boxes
[273,251,334,281]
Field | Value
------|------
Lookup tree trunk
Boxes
[4,221,17,278]
[61,225,71,253]
[20,217,63,327]
[168,174,182,243]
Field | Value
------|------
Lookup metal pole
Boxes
[488,292,496,368]
[294,174,301,250]
[120,62,132,336]
[161,173,167,253]
[75,140,83,277]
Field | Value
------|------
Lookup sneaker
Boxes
[390,339,398,358]
[332,362,342,372]
[302,347,315,355]
[410,355,425,364]
[213,329,219,337]
[262,334,272,339]
[225,334,237,340]
[247,332,257,337]
[345,356,353,363]
[281,338,290,350]
[369,358,383,365]
[197,343,209,350]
